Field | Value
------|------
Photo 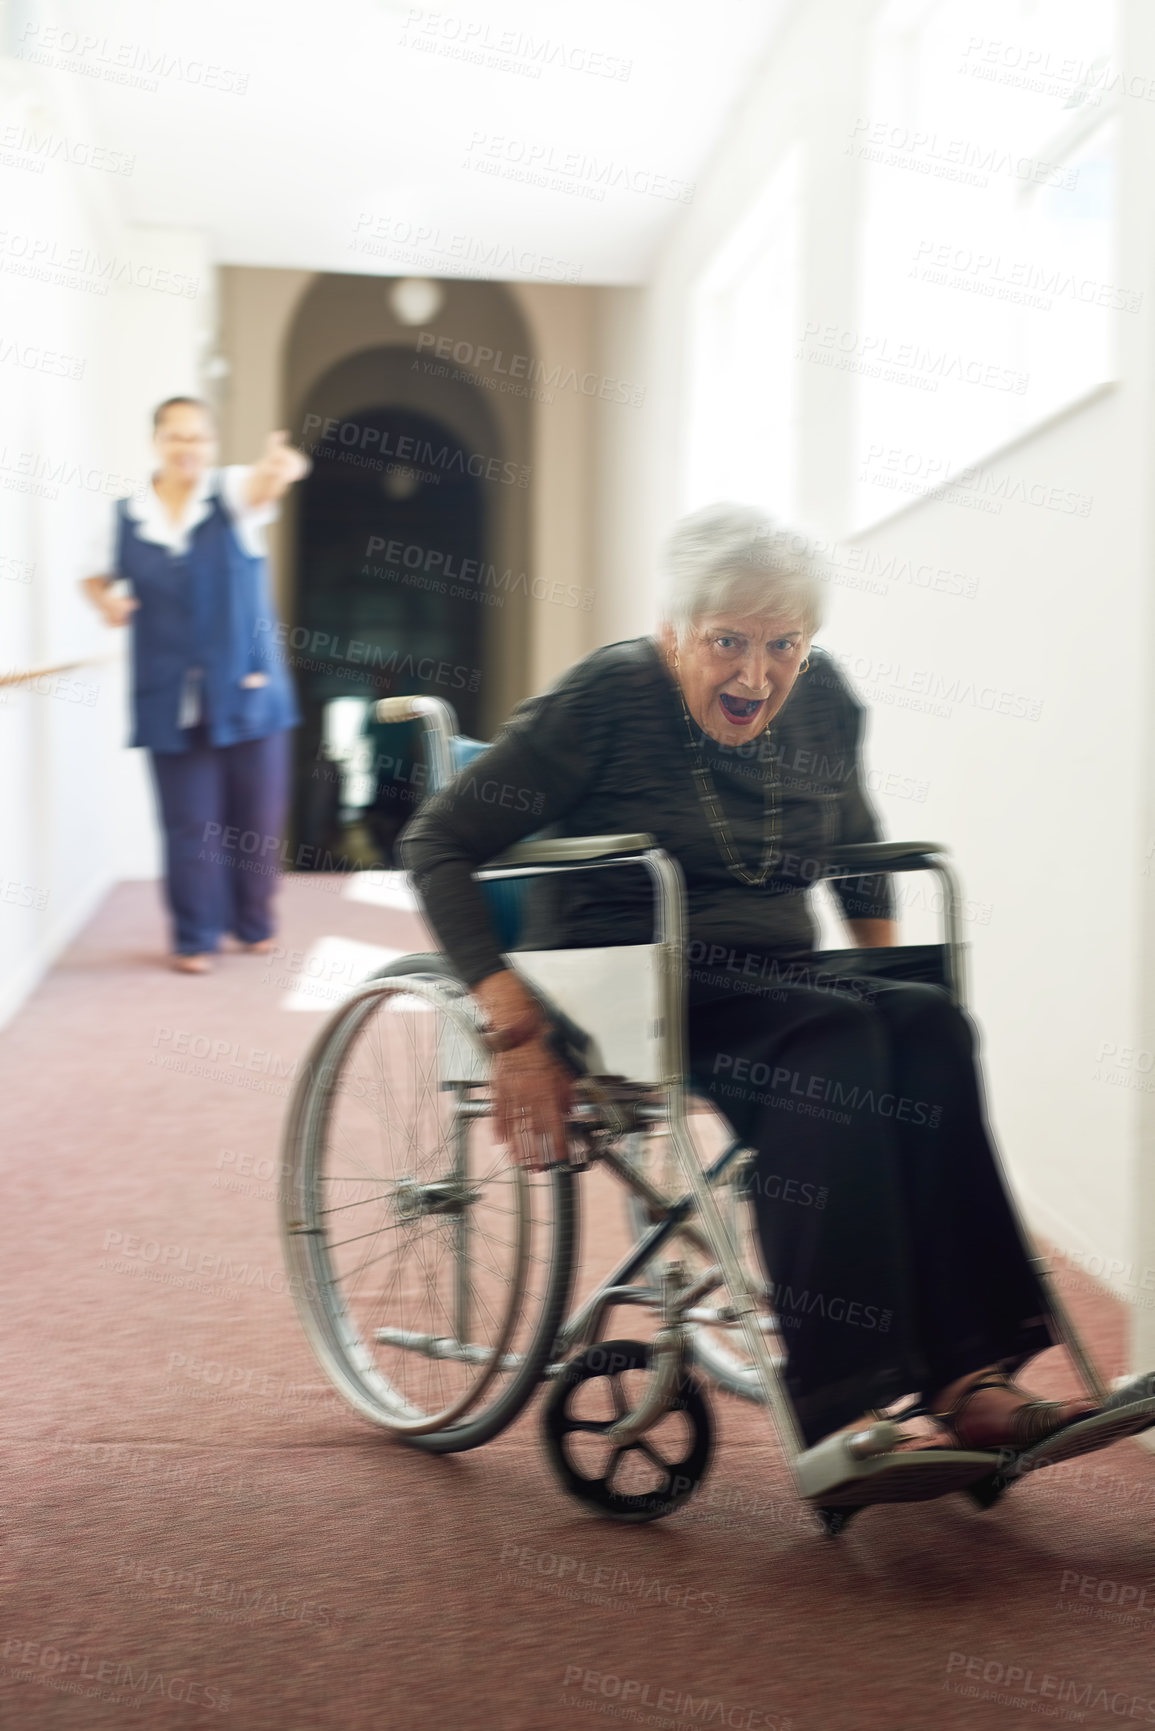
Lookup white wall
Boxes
[0,37,214,1027]
[843,389,1144,1274]
[589,0,1155,1364]
[1118,0,1155,1379]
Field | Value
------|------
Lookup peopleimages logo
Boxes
[113,1554,333,1625]
[500,1543,728,1613]
[255,619,482,691]
[1,1636,230,1711]
[414,330,646,406]
[711,1051,941,1127]
[560,1666,792,1730]
[363,536,594,611]
[399,9,633,82]
[300,413,529,486]
[944,1650,1155,1721]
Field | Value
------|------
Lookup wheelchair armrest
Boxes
[485,833,656,868]
[822,841,948,878]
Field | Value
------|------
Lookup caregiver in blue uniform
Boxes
[81,397,309,974]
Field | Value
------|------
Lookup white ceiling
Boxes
[50,0,790,284]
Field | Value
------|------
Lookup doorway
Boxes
[292,403,486,867]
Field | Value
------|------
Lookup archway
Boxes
[292,394,494,866]
[279,276,537,869]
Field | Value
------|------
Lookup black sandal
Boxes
[934,1370,1155,1507]
[932,1371,1095,1453]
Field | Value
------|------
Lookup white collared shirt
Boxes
[90,465,281,729]
[88,464,279,572]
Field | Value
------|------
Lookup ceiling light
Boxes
[388,278,445,326]
[382,466,421,500]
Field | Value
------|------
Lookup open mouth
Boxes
[718,693,765,725]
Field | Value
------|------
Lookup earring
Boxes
[799,656,810,674]
[668,648,680,671]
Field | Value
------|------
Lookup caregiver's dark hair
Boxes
[152,396,214,430]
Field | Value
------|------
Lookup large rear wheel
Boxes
[280,955,576,1452]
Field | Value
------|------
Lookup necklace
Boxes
[678,694,779,886]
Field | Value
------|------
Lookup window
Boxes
[684,148,801,520]
[852,0,1119,529]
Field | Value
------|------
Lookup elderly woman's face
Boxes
[661,612,809,746]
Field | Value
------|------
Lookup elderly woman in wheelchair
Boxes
[280,501,1155,1532]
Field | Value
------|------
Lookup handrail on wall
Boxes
[0,657,113,688]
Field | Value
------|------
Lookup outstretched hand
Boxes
[246,430,311,505]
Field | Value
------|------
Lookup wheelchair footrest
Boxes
[988,1395,1155,1489]
[796,1428,1000,1508]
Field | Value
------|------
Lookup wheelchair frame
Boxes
[280,692,1149,1530]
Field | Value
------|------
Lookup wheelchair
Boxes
[279,693,1155,1537]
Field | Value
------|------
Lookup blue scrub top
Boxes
[114,485,301,753]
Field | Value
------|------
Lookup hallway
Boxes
[4,882,1155,1730]
[7,1,1155,1722]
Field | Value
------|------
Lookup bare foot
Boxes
[240,938,275,955]
[930,1366,1096,1450]
[172,953,211,975]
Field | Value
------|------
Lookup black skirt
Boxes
[686,948,1056,1446]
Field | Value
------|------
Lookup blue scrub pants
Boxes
[148,726,291,955]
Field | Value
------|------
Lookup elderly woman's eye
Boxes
[773,639,800,654]
[714,635,741,651]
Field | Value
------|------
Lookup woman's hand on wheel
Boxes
[473,970,574,1171]
[492,1037,574,1172]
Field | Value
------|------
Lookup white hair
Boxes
[659,502,828,640]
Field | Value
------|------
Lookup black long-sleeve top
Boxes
[399,637,893,988]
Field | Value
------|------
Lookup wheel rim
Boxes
[282,976,534,1433]
[543,1340,713,1518]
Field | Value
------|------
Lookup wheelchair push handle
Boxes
[375,695,459,793]
[375,695,459,728]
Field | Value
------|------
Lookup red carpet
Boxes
[3,878,1154,1730]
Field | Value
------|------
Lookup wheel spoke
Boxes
[281,973,565,1438]
[602,1447,627,1491]
[635,1437,675,1476]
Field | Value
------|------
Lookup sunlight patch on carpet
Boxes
[276,936,403,1012]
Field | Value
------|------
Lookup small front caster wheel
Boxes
[541,1338,714,1522]
[964,1473,1006,1511]
[813,1505,861,1537]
